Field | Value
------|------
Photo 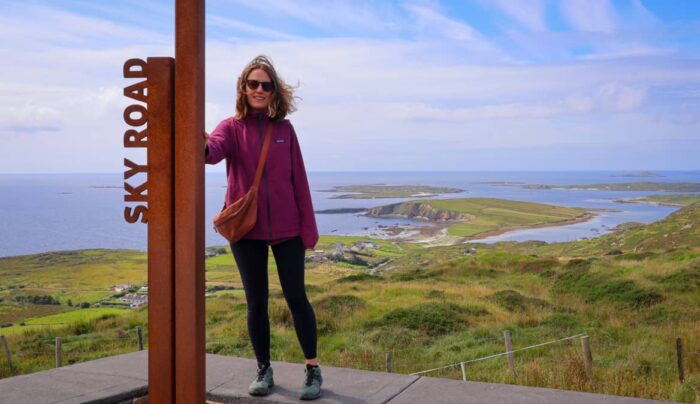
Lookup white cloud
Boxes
[402,3,505,59]
[491,0,547,32]
[0,1,698,172]
[208,16,301,40]
[560,0,616,33]
[222,0,398,34]
[381,82,647,122]
[0,103,61,133]
[0,3,168,47]
[596,82,647,112]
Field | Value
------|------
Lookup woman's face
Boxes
[245,68,273,111]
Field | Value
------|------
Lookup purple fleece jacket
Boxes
[205,112,319,250]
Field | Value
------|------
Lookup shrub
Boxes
[657,267,700,292]
[487,290,550,312]
[424,290,446,299]
[614,251,656,261]
[69,321,96,335]
[14,295,60,305]
[314,295,366,316]
[520,258,559,274]
[564,259,590,270]
[206,285,236,293]
[540,313,580,333]
[268,300,292,328]
[391,268,441,281]
[367,327,421,349]
[366,302,486,337]
[605,249,623,256]
[336,273,381,283]
[673,374,700,403]
[554,269,663,308]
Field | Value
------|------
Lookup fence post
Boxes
[385,352,392,373]
[460,362,467,381]
[55,337,62,368]
[137,327,144,351]
[581,335,593,383]
[1,335,14,371]
[503,330,516,377]
[676,337,684,383]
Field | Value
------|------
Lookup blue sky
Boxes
[0,0,699,173]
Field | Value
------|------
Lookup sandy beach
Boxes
[372,212,597,246]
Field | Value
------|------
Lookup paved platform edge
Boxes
[0,351,676,404]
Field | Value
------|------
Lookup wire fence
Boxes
[409,333,587,375]
[1,326,697,401]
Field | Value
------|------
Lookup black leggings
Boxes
[230,236,317,366]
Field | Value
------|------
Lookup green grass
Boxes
[1,308,128,336]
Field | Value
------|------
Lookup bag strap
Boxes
[252,121,274,189]
[221,120,274,211]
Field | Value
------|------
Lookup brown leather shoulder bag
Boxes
[213,121,274,243]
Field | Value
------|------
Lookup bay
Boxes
[0,171,698,257]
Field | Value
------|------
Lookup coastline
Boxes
[614,198,685,207]
[464,212,597,241]
[372,211,598,246]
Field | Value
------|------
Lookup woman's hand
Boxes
[203,131,210,141]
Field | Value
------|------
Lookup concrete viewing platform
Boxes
[0,351,673,403]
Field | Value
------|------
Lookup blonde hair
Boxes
[235,55,297,121]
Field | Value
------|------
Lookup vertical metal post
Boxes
[146,57,175,403]
[174,0,206,402]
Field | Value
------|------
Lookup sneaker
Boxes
[248,363,274,396]
[300,364,322,400]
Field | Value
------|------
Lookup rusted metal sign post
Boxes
[122,0,205,402]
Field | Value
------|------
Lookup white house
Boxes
[111,284,133,292]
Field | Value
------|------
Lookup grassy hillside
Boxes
[617,194,700,207]
[1,204,699,402]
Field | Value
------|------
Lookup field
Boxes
[1,203,699,402]
[0,308,128,336]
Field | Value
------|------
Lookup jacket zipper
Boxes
[256,115,273,245]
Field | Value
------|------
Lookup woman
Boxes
[204,55,322,400]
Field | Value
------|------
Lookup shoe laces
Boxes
[256,366,268,382]
[305,366,316,386]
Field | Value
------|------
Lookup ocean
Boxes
[1,171,698,257]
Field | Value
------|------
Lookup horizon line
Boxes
[2,169,700,175]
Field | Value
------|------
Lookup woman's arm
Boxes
[204,118,233,164]
[290,124,319,250]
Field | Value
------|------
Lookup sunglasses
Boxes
[246,79,274,92]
